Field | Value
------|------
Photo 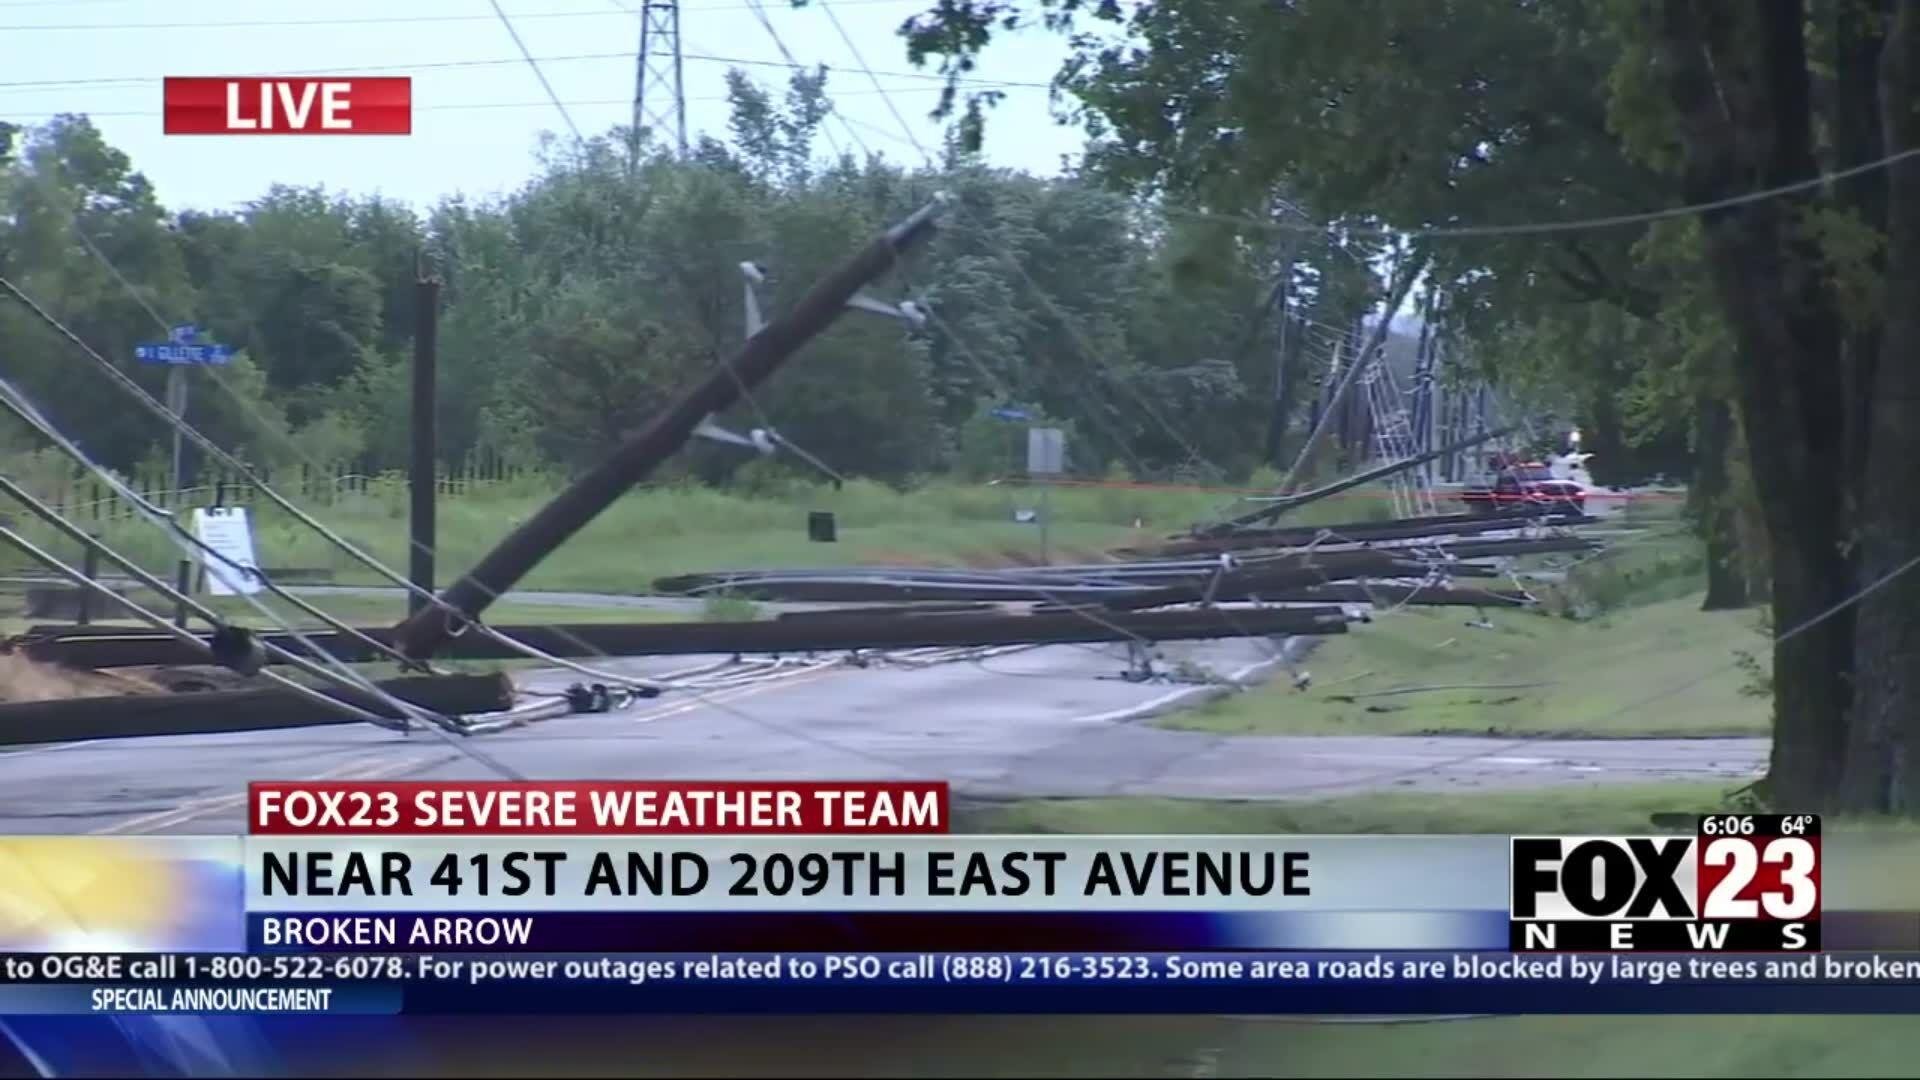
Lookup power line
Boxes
[483,0,585,146]
[744,0,857,160]
[817,0,930,162]
[3,5,1011,769]
[801,0,1219,477]
[0,366,504,749]
[1156,144,1920,241]
[0,0,921,30]
[0,84,1026,123]
[0,50,1049,92]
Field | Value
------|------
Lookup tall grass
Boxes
[0,469,1419,595]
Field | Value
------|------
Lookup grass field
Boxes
[0,588,687,638]
[1168,590,1771,739]
[0,474,1403,596]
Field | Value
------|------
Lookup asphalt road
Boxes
[0,638,1766,835]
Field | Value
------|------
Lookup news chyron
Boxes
[1508,815,1820,953]
[163,77,412,135]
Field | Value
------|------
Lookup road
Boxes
[0,637,1766,835]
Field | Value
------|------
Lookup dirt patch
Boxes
[0,651,165,703]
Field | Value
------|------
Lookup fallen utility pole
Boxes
[1277,254,1427,496]
[1201,424,1517,536]
[20,606,1350,670]
[1092,561,1490,613]
[1035,582,1532,613]
[0,672,511,748]
[647,551,1493,603]
[1214,583,1534,607]
[392,193,951,660]
[1135,508,1590,557]
[1416,536,1597,559]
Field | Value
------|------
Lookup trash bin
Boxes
[808,511,837,543]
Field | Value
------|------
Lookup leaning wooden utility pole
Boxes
[1277,255,1426,495]
[392,193,951,659]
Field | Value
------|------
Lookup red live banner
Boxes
[163,77,412,135]
[248,780,951,834]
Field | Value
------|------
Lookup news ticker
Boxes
[6,950,1920,1015]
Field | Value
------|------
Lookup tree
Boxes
[1630,0,1918,809]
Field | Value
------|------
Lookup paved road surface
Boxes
[0,638,1766,835]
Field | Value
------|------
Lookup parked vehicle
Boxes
[1460,454,1587,515]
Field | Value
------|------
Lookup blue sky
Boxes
[0,0,1087,212]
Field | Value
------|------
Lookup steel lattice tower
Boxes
[632,0,688,166]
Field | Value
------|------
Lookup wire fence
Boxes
[7,456,549,524]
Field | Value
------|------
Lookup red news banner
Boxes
[248,781,950,834]
[163,77,412,135]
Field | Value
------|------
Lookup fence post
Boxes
[77,536,99,625]
[174,559,192,627]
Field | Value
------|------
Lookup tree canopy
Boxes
[0,70,1401,491]
[891,0,1920,811]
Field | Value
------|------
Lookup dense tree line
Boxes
[899,0,1919,810]
[0,70,1417,495]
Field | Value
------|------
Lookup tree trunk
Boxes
[1651,0,1856,809]
[1266,314,1308,468]
[1692,393,1748,611]
[1260,261,1299,467]
[1833,0,1891,519]
[1845,0,1920,813]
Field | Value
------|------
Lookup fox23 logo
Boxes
[1509,835,1819,922]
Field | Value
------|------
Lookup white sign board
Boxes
[191,507,263,596]
[1027,427,1065,476]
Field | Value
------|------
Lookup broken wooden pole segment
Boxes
[1216,583,1534,607]
[17,606,1350,670]
[1035,583,1533,611]
[0,672,513,747]
[393,194,951,661]
[1090,562,1477,613]
[774,602,1000,621]
[1418,536,1598,559]
[1132,510,1594,557]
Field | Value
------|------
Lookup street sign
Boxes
[990,406,1031,422]
[1027,427,1065,476]
[134,323,233,366]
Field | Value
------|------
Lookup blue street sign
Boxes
[990,406,1032,422]
[136,325,233,366]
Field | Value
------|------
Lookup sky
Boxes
[0,0,1089,213]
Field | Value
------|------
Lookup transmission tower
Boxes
[631,0,688,168]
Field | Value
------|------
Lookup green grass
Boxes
[0,474,1404,596]
[0,589,684,637]
[1170,591,1771,739]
